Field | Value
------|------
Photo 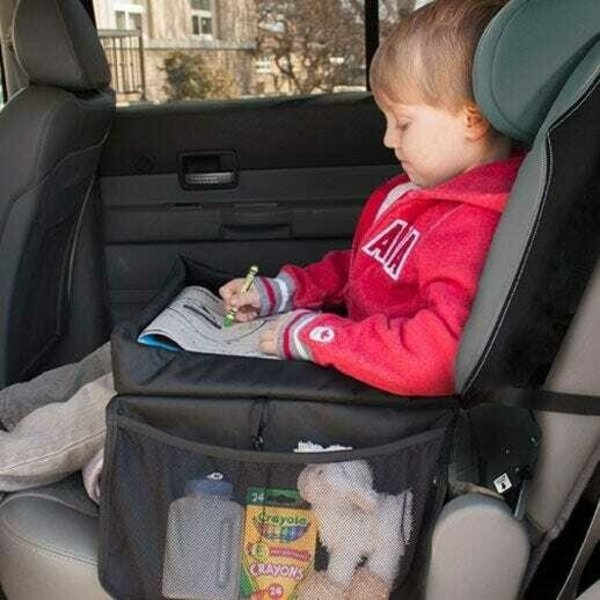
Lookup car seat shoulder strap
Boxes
[467,386,600,416]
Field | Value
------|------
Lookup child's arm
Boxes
[253,174,410,316]
[220,174,409,320]
[219,250,352,321]
[266,207,499,396]
[254,249,352,315]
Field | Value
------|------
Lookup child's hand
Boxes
[258,318,284,354]
[219,278,261,322]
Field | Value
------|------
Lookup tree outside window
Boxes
[93,0,422,104]
[255,0,418,95]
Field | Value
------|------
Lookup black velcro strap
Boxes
[467,386,600,415]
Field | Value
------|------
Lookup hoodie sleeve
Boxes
[253,174,409,315]
[275,206,500,396]
[280,249,352,309]
[251,250,351,316]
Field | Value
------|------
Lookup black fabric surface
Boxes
[100,395,453,600]
[103,255,457,599]
[111,256,458,411]
[464,77,600,395]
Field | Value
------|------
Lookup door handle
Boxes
[184,171,236,186]
[179,150,238,190]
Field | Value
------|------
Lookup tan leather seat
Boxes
[0,0,598,599]
[0,477,108,600]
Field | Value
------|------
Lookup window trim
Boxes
[365,0,379,91]
[114,2,144,31]
[190,0,215,40]
[80,0,97,25]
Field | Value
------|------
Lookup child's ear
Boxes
[463,103,490,141]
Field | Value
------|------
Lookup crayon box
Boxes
[240,487,317,600]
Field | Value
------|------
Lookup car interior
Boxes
[0,0,598,599]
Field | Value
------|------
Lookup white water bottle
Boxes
[162,473,243,599]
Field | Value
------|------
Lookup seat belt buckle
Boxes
[513,475,532,520]
[492,465,533,520]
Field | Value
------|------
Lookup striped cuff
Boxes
[254,272,296,317]
[276,310,319,361]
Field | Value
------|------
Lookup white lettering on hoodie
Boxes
[362,218,421,281]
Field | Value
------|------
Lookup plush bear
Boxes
[296,459,413,600]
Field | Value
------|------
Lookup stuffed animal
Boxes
[296,460,413,600]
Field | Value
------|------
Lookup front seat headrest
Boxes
[12,0,111,91]
[473,0,600,142]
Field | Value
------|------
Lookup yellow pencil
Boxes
[223,265,259,327]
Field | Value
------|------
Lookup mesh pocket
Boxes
[100,402,450,600]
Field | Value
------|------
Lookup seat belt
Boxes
[467,386,600,416]
[556,495,600,600]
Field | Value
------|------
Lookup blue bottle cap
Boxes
[184,473,233,498]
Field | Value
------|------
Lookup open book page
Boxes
[138,286,281,359]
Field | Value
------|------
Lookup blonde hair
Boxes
[370,0,508,113]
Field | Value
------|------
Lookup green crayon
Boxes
[224,265,259,327]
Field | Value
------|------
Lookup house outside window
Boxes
[92,0,425,105]
[255,57,272,75]
[114,2,144,30]
[190,0,214,39]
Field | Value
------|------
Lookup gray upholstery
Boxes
[578,581,600,600]
[12,0,110,90]
[426,494,529,600]
[448,266,600,596]
[0,1,598,599]
[473,0,600,142]
[0,0,27,98]
[0,477,109,600]
[457,32,600,392]
[523,264,600,583]
[0,0,115,387]
[451,0,600,595]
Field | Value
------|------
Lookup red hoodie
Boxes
[254,153,525,396]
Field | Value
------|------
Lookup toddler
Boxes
[220,0,521,396]
[0,0,521,500]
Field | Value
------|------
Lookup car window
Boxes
[92,0,426,106]
[380,0,434,37]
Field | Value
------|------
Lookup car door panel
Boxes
[99,93,398,323]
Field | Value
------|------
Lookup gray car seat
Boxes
[427,0,600,597]
[0,0,598,599]
[0,0,115,388]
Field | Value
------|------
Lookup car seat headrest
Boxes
[457,6,600,396]
[473,0,600,142]
[12,0,111,91]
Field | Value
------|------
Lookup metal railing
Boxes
[98,29,147,101]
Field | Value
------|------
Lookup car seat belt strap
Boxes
[467,387,600,416]
[556,496,600,600]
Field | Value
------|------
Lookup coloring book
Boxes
[138,286,280,359]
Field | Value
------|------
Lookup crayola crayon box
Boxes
[240,487,317,600]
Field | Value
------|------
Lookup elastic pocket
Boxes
[100,408,448,600]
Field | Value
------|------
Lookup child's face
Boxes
[380,101,479,188]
